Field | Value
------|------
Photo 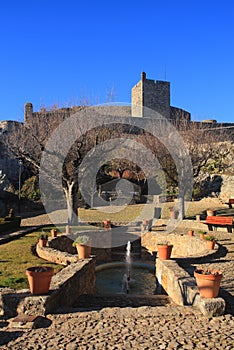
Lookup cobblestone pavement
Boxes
[1,306,234,349]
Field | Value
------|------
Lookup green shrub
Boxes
[20,176,40,201]
[0,216,21,234]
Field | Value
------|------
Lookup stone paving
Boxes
[1,305,234,349]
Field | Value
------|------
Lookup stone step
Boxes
[73,294,171,308]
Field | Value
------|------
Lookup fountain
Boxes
[96,240,159,295]
[121,240,132,294]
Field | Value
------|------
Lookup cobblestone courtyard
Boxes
[1,305,234,349]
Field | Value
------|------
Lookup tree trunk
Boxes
[63,181,79,226]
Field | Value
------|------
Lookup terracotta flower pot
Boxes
[207,210,215,217]
[26,266,54,295]
[103,220,111,230]
[194,269,222,298]
[76,244,91,259]
[188,230,194,236]
[66,225,71,234]
[170,210,179,220]
[157,245,173,260]
[200,233,205,240]
[38,239,48,248]
[142,220,149,226]
[206,240,216,249]
[51,229,57,238]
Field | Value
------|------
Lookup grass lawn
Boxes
[0,231,63,290]
[79,205,145,222]
[0,225,100,290]
[79,200,231,222]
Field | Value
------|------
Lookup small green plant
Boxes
[157,241,172,246]
[198,230,207,234]
[204,235,215,241]
[72,235,89,246]
[38,233,48,240]
[195,268,221,276]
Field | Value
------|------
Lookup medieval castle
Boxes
[0,72,233,183]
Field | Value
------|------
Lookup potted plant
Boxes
[188,230,194,236]
[51,228,57,238]
[38,233,48,247]
[26,266,54,295]
[198,230,206,240]
[169,207,179,220]
[66,225,72,234]
[204,235,216,249]
[194,268,222,298]
[157,241,173,260]
[103,219,111,230]
[141,220,149,233]
[207,209,215,217]
[72,235,91,259]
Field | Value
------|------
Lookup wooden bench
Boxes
[227,199,234,208]
[203,216,234,233]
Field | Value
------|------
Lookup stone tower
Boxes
[24,102,33,124]
[131,72,170,119]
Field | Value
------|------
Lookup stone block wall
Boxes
[131,78,143,117]
[36,245,78,266]
[142,232,208,257]
[156,258,225,317]
[48,235,77,254]
[144,79,170,119]
[17,258,96,316]
[170,106,191,122]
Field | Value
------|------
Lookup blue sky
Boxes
[0,0,233,123]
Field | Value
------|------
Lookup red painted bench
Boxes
[227,199,234,208]
[203,216,234,233]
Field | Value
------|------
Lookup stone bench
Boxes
[227,199,234,208]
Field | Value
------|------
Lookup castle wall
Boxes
[143,79,170,119]
[131,72,170,119]
[0,121,24,184]
[131,78,143,117]
[170,106,191,122]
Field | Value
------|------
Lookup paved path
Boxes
[1,306,234,349]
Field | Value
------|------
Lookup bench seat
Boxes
[203,216,233,233]
[228,199,234,208]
